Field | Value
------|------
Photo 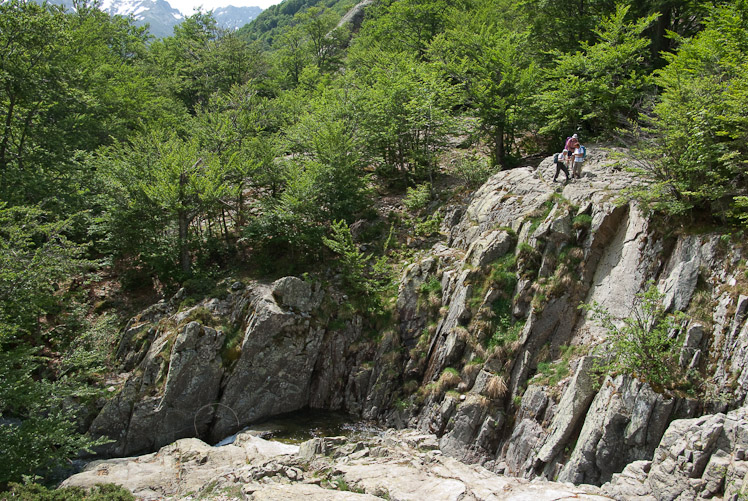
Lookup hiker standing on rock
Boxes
[564,134,579,173]
[572,142,586,179]
[553,150,570,183]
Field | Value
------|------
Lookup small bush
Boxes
[461,362,482,382]
[454,154,494,188]
[438,367,461,390]
[404,183,432,212]
[414,211,442,236]
[584,284,689,389]
[6,483,135,501]
[485,374,508,399]
[534,359,570,386]
[419,276,441,296]
[220,323,243,365]
[572,213,593,230]
[403,379,420,394]
[487,315,521,350]
[182,306,216,326]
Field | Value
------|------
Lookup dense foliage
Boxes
[585,285,690,390]
[1,0,746,487]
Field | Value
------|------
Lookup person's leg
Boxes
[553,163,561,181]
[561,162,570,181]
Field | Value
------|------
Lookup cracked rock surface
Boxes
[63,429,610,500]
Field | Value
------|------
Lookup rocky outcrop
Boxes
[62,433,300,499]
[209,281,327,441]
[64,429,611,500]
[602,406,748,500]
[89,146,748,493]
[91,277,389,455]
[556,375,683,485]
[90,321,225,456]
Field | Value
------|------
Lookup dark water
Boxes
[214,409,380,446]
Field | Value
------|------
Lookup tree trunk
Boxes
[178,171,191,276]
[494,125,505,169]
[178,208,191,276]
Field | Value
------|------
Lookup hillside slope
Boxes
[80,147,748,499]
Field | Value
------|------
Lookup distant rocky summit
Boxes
[46,0,262,38]
[79,148,748,500]
[213,5,262,30]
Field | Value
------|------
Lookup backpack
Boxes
[581,145,586,159]
[553,153,560,163]
[564,137,572,150]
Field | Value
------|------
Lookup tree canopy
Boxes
[0,0,746,486]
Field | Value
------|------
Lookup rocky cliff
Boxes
[87,147,748,499]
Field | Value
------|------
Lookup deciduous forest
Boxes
[1,0,747,492]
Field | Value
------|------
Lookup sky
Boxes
[168,0,278,15]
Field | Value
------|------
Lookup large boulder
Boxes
[211,284,327,441]
[90,321,224,456]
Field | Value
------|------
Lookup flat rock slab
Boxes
[62,436,298,500]
[245,483,380,500]
[337,442,610,501]
[61,430,611,501]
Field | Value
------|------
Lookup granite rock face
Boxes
[602,406,748,500]
[90,279,388,455]
[87,147,748,496]
[90,321,225,456]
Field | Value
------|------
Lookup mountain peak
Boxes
[47,0,262,38]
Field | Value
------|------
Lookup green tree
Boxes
[431,27,538,167]
[355,53,456,185]
[277,25,310,87]
[630,2,748,223]
[585,284,687,388]
[149,12,265,113]
[95,130,229,280]
[297,7,348,72]
[323,220,392,314]
[536,4,657,139]
[0,0,172,212]
[362,0,453,59]
[0,206,106,484]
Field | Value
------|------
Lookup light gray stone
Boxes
[465,229,514,268]
[536,357,598,465]
[271,276,322,312]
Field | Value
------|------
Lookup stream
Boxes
[213,409,381,446]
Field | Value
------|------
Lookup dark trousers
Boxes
[553,161,569,181]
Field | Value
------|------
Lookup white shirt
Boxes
[574,147,584,162]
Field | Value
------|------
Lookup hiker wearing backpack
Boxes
[563,134,579,173]
[553,150,570,183]
[572,143,586,178]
